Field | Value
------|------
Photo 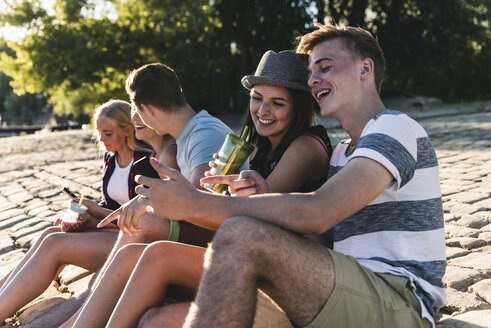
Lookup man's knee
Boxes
[211,216,272,258]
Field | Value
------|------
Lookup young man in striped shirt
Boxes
[137,24,446,328]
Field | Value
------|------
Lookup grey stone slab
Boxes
[477,232,491,243]
[12,221,52,240]
[10,217,45,232]
[449,252,491,271]
[7,191,32,203]
[0,235,15,255]
[442,288,491,313]
[455,214,490,229]
[0,214,29,230]
[58,265,91,285]
[27,205,52,217]
[450,203,487,218]
[439,309,491,328]
[443,266,483,290]
[469,279,491,304]
[0,208,25,222]
[445,237,487,250]
[445,225,481,238]
[472,198,491,211]
[446,247,471,260]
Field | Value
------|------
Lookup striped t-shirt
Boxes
[328,110,446,327]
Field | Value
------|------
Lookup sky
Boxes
[0,0,117,41]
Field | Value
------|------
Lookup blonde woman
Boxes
[0,100,177,323]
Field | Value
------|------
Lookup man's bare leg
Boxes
[184,216,335,328]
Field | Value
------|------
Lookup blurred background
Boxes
[0,0,490,130]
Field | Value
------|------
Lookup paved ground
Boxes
[0,102,490,327]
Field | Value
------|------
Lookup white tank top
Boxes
[107,157,134,205]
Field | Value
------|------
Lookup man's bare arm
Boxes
[136,157,393,234]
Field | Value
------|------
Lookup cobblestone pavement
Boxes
[0,105,490,327]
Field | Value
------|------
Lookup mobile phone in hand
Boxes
[61,187,77,201]
[133,156,160,179]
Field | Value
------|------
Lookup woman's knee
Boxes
[39,231,70,253]
[112,243,145,267]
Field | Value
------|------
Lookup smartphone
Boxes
[133,156,160,179]
[61,187,77,201]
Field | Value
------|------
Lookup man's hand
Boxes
[97,196,146,234]
[135,158,200,220]
[200,170,269,196]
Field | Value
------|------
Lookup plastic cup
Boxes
[204,132,254,194]
[62,202,88,223]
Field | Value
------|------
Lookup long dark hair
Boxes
[241,87,315,175]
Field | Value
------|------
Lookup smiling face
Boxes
[308,38,362,119]
[249,84,294,149]
[96,116,129,153]
[131,110,159,142]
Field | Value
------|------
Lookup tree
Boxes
[322,0,491,102]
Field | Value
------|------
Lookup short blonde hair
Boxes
[94,99,146,153]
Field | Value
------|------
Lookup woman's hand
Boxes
[60,213,88,232]
[205,153,219,176]
[73,198,100,215]
[200,170,269,196]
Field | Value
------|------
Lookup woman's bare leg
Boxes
[106,242,206,328]
[72,243,148,328]
[0,230,117,322]
[138,302,191,328]
[0,226,60,290]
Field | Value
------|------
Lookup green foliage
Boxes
[0,0,490,119]
[325,0,491,102]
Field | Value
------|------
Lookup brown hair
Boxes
[125,63,187,112]
[296,24,385,93]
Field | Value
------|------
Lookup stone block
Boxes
[0,236,15,256]
[446,247,471,260]
[7,191,32,203]
[445,225,481,238]
[27,205,52,217]
[442,288,491,313]
[481,223,491,232]
[445,237,487,250]
[0,208,25,222]
[448,192,488,204]
[439,309,491,328]
[478,232,491,243]
[449,252,491,271]
[11,221,52,241]
[450,203,486,218]
[10,217,45,232]
[15,229,45,249]
[455,214,489,229]
[0,214,29,231]
[16,282,71,325]
[443,266,482,290]
[58,265,91,285]
[63,273,93,294]
[469,279,491,304]
[444,213,457,223]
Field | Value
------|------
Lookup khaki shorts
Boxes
[304,249,432,328]
[253,290,292,328]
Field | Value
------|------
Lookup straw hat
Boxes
[241,50,310,92]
